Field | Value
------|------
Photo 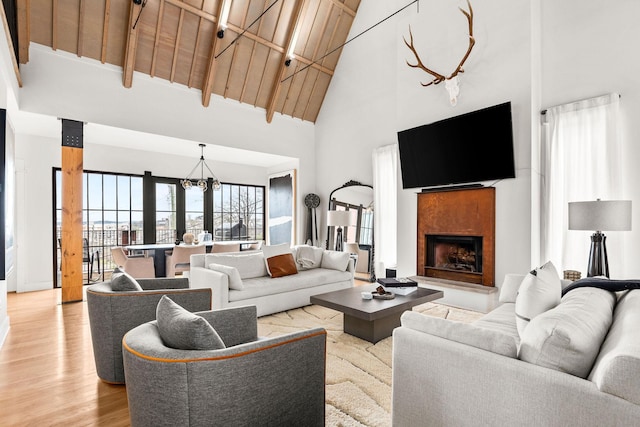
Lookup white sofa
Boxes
[392,269,640,426]
[189,246,354,317]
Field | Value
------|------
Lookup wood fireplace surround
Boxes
[417,187,495,286]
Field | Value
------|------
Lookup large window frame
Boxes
[54,170,265,287]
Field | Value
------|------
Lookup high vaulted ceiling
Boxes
[15,0,361,123]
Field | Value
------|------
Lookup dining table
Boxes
[125,240,258,277]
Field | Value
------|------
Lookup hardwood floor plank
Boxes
[0,289,130,426]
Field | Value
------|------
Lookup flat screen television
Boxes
[397,101,516,190]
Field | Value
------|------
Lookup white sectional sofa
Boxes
[189,245,354,316]
[392,266,640,426]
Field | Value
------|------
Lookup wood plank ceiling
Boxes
[17,0,361,123]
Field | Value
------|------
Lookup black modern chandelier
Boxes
[181,143,221,192]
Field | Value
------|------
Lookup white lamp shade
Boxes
[327,210,355,227]
[568,200,632,231]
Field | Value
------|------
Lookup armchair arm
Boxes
[189,266,229,310]
[138,277,189,290]
[198,305,258,347]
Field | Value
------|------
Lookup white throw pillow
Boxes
[514,261,562,336]
[262,243,294,276]
[206,252,267,279]
[208,263,244,290]
[518,287,615,378]
[320,250,350,272]
[498,274,526,304]
[292,245,324,270]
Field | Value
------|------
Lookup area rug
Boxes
[257,302,483,427]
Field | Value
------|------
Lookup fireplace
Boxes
[417,187,495,286]
[426,235,483,274]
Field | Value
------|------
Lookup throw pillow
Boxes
[321,250,350,272]
[208,263,244,290]
[262,243,294,277]
[514,261,562,336]
[156,295,226,350]
[293,245,324,270]
[110,267,143,291]
[518,287,615,378]
[266,253,298,278]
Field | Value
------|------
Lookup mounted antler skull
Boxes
[404,0,475,106]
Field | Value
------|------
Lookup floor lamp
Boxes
[568,199,632,278]
[327,210,354,252]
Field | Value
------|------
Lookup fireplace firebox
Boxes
[426,235,483,274]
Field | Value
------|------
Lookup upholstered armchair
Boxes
[86,278,211,384]
[122,304,327,427]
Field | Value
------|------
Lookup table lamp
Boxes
[568,199,632,278]
[326,210,355,252]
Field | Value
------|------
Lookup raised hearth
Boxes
[417,187,495,286]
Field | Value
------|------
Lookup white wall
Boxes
[540,0,640,279]
[316,0,533,290]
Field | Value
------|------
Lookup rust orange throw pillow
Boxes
[266,253,298,278]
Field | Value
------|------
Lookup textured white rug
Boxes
[257,302,483,427]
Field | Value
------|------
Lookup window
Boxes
[54,170,144,287]
[155,182,177,243]
[213,183,264,241]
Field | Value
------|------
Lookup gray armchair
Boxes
[122,305,326,427]
[86,278,211,384]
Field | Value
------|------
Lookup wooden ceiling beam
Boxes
[166,0,215,22]
[201,0,229,107]
[149,0,165,77]
[223,0,251,99]
[100,0,110,63]
[170,9,185,82]
[16,0,30,64]
[188,16,204,88]
[266,0,306,123]
[122,1,143,88]
[326,0,356,17]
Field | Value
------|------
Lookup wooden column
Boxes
[60,119,84,303]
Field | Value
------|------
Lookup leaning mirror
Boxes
[327,180,375,282]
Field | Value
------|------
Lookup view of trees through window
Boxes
[213,183,264,241]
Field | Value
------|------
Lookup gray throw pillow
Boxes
[156,295,226,350]
[110,267,143,291]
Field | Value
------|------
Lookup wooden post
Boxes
[60,119,84,303]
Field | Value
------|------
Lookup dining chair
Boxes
[165,244,206,277]
[58,238,101,284]
[111,246,156,278]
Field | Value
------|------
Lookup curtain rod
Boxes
[540,93,621,115]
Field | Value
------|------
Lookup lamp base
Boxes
[335,227,343,252]
[587,231,609,278]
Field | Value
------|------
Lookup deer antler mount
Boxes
[404,0,475,106]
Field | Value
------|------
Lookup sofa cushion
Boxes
[208,263,244,290]
[156,295,226,350]
[401,311,518,358]
[262,243,294,277]
[293,245,324,270]
[110,267,143,291]
[589,289,640,405]
[515,261,562,336]
[205,252,267,279]
[518,287,615,379]
[473,303,520,345]
[321,250,350,271]
[266,253,298,278]
[228,268,353,302]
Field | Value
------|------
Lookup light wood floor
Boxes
[0,288,130,426]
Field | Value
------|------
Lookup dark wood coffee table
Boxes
[310,284,444,343]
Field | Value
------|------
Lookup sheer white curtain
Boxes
[540,93,623,274]
[373,144,398,278]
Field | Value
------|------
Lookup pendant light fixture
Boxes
[181,143,221,192]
